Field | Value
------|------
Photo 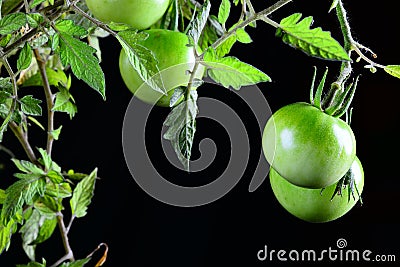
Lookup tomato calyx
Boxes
[320,166,363,205]
[309,67,360,118]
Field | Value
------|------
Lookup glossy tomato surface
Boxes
[262,102,356,188]
[270,157,364,223]
[86,0,169,30]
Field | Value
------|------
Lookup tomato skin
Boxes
[270,157,364,223]
[119,29,204,107]
[262,102,356,189]
[85,0,169,30]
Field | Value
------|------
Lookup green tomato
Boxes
[119,29,204,107]
[270,157,364,223]
[85,0,170,30]
[262,102,356,189]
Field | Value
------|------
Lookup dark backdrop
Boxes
[1,0,399,266]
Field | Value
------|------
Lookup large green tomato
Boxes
[119,29,204,107]
[85,0,170,30]
[262,102,356,189]
[270,157,364,223]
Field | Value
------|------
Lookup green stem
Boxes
[335,0,353,88]
[34,49,55,157]
[211,0,293,50]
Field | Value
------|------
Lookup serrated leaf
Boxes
[70,168,97,218]
[20,95,42,116]
[11,158,45,175]
[0,12,27,35]
[116,29,165,94]
[17,43,33,71]
[187,0,211,45]
[22,67,68,88]
[55,19,88,37]
[384,65,400,79]
[164,91,198,171]
[169,87,185,107]
[0,218,15,254]
[45,182,72,198]
[277,13,350,61]
[34,195,61,216]
[26,13,44,28]
[218,0,231,24]
[1,178,45,225]
[58,33,105,99]
[202,48,271,89]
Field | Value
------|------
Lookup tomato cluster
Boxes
[262,74,364,223]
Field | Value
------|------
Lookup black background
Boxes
[1,0,400,266]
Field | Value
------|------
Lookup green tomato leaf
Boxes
[52,86,77,118]
[34,195,62,216]
[0,12,27,35]
[276,13,350,61]
[187,0,211,45]
[202,48,271,90]
[164,91,198,171]
[384,65,400,79]
[55,19,88,37]
[0,218,15,254]
[45,182,72,198]
[235,28,252,44]
[50,125,62,140]
[215,34,236,57]
[218,0,231,25]
[11,158,45,175]
[116,29,166,94]
[17,43,33,72]
[20,209,41,260]
[33,216,57,245]
[20,95,42,116]
[58,33,105,99]
[1,177,45,225]
[22,67,68,88]
[70,168,97,218]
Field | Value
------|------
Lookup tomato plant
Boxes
[270,156,364,223]
[0,0,399,266]
[262,101,356,189]
[85,0,170,30]
[119,29,204,107]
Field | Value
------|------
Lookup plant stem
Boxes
[34,49,55,157]
[9,122,37,162]
[211,0,293,50]
[51,213,75,267]
[334,0,353,87]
